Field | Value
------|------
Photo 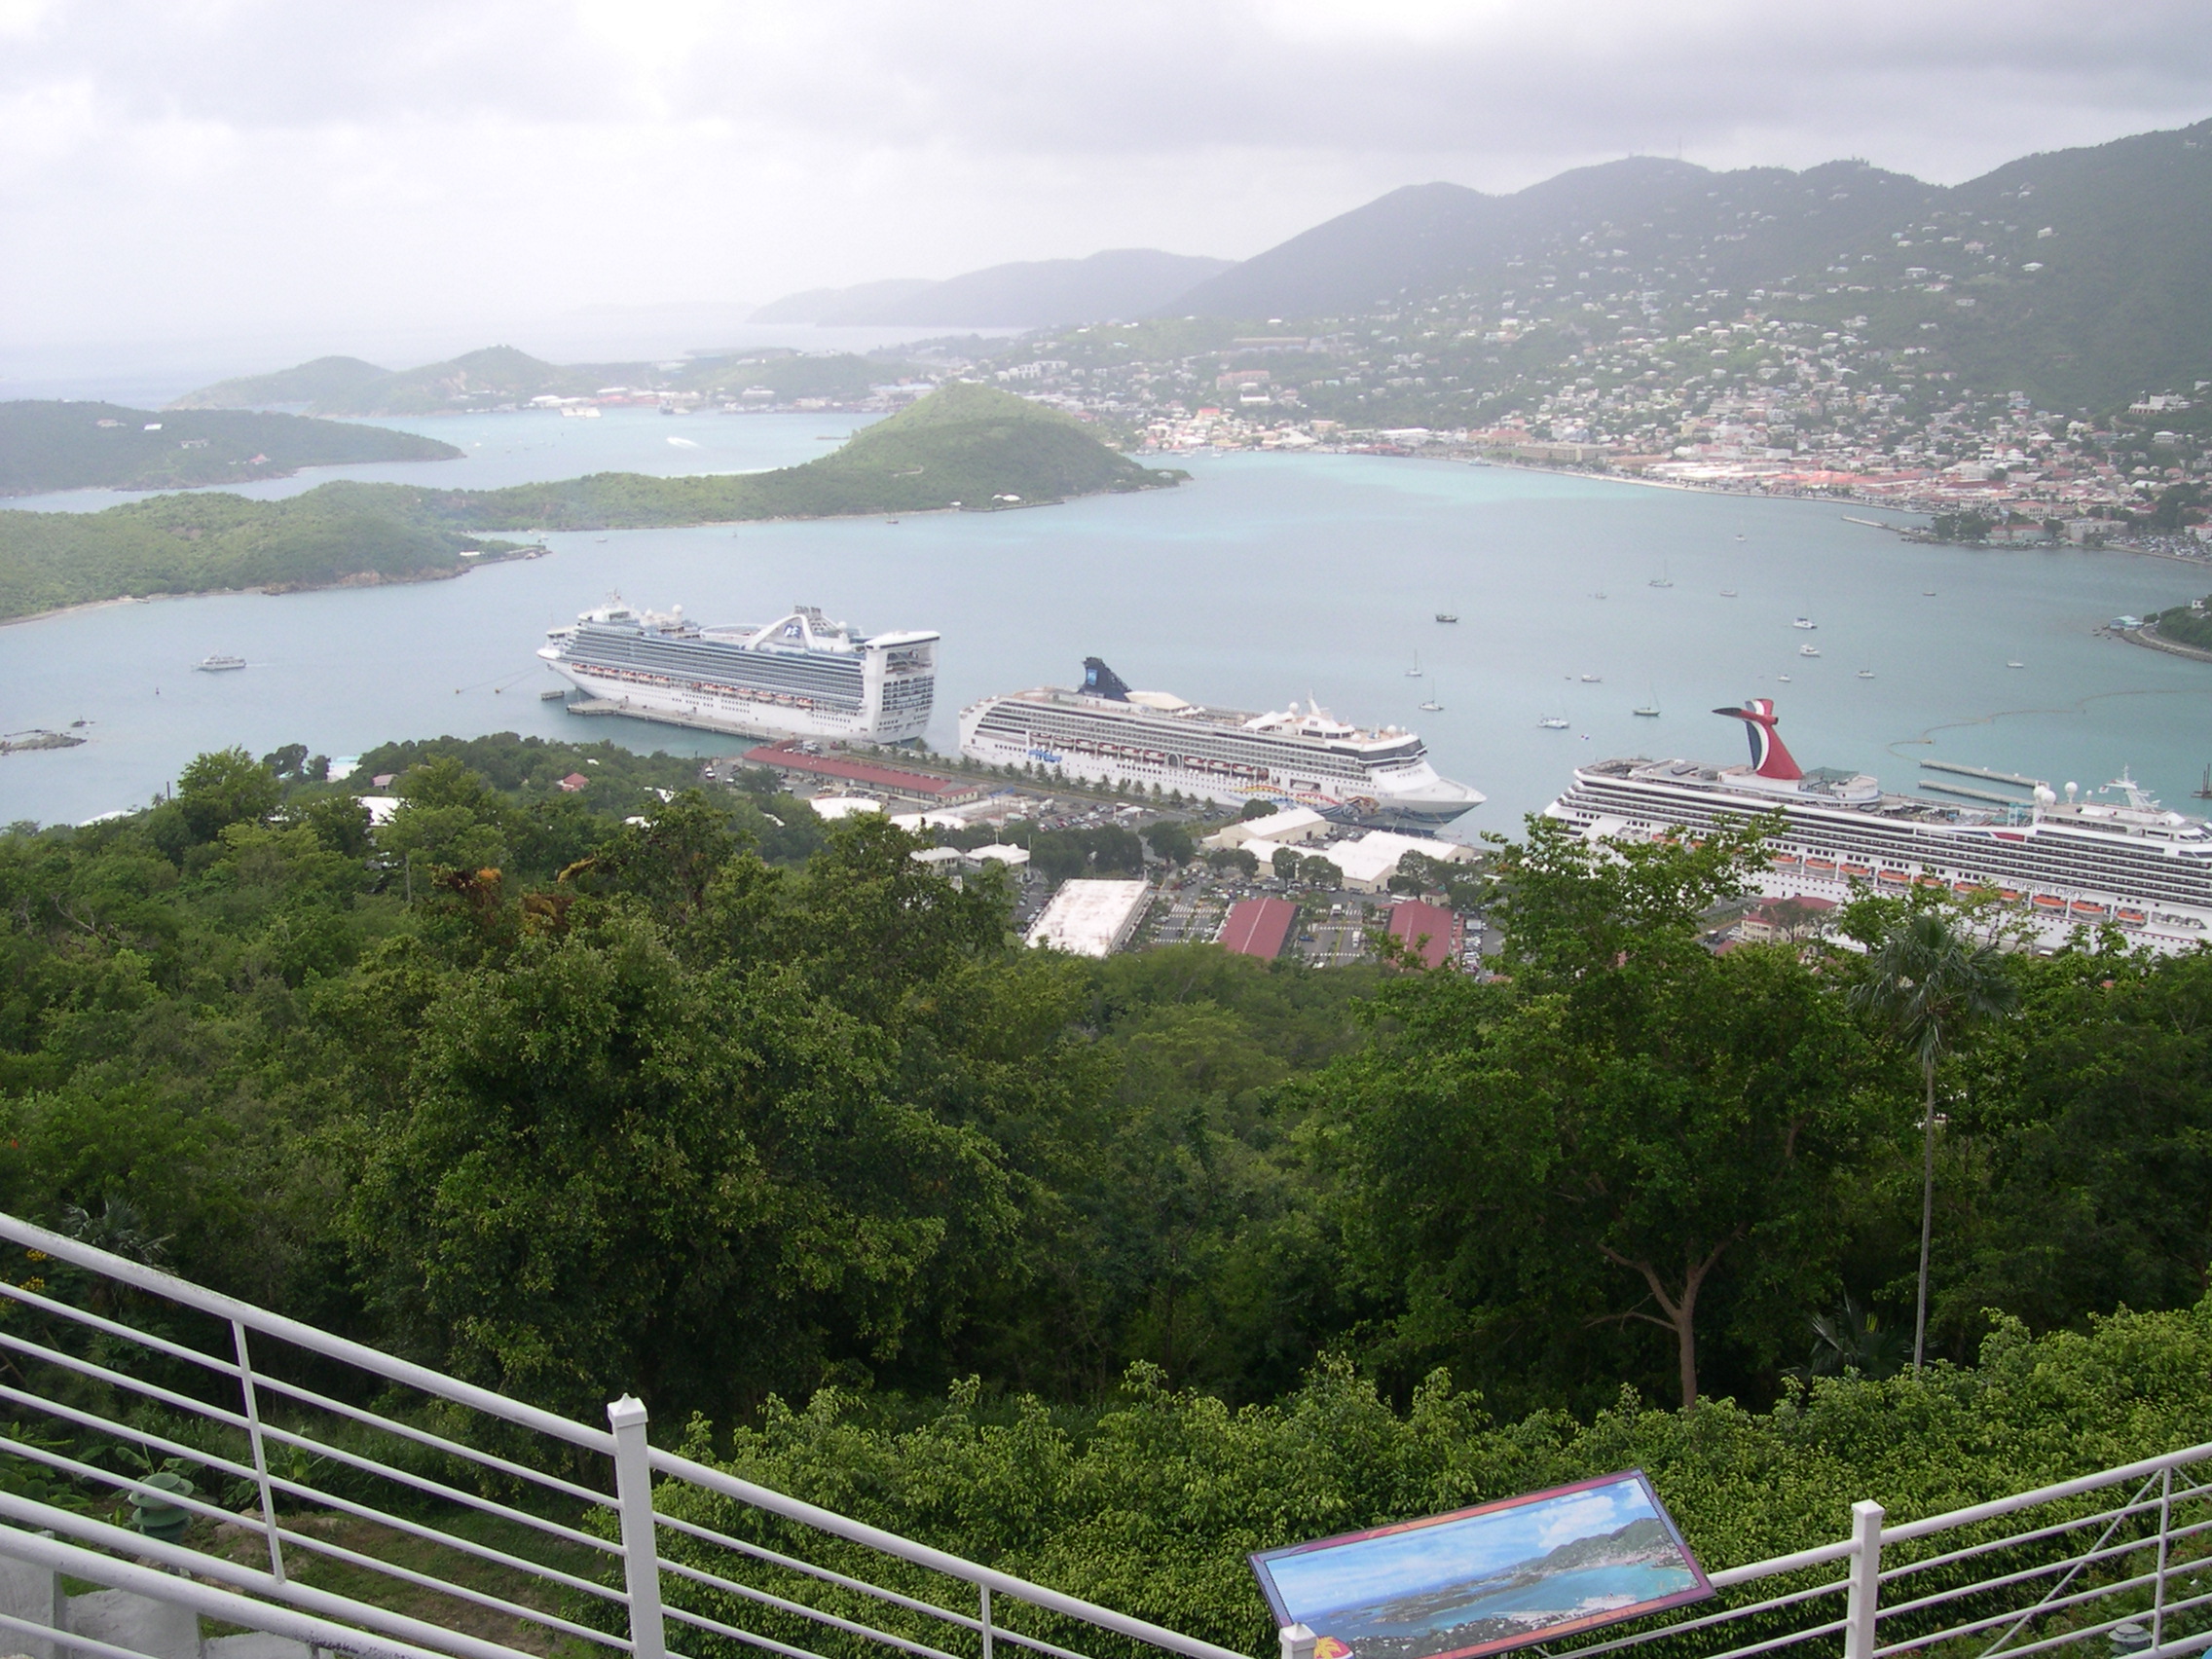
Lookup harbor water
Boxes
[5,409,2210,832]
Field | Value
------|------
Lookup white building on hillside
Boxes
[1025,879,1152,957]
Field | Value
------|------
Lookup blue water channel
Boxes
[5,407,2210,830]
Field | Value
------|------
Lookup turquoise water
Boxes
[1340,1563,1695,1637]
[4,432,2210,830]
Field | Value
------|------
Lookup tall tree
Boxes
[1336,827,1872,1411]
[1848,908,2018,1374]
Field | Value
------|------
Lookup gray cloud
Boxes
[2,0,2208,356]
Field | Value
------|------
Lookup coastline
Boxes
[2120,624,2212,666]
[0,560,481,630]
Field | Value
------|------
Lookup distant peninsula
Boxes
[0,384,1180,622]
[0,401,461,497]
[171,343,918,418]
[403,382,1182,531]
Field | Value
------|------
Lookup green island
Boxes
[0,385,1180,621]
[0,400,461,496]
[9,739,2212,1649]
[0,487,533,622]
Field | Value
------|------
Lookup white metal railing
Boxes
[6,1210,2212,1659]
[0,1212,1247,1659]
[1508,1443,2212,1659]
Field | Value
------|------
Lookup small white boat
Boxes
[1777,673,1793,683]
[1580,673,1602,682]
[1406,651,1423,678]
[1719,589,1739,597]
[2007,659,2026,669]
[195,653,246,672]
[1634,704,1661,718]
[1800,645,1822,657]
[1648,563,1675,589]
[1792,616,1818,630]
[1435,612,1459,623]
[1419,696,1443,712]
[1857,669,1875,680]
[1539,716,1570,729]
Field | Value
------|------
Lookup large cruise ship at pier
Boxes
[959,658,1484,826]
[1546,698,2212,951]
[539,596,938,742]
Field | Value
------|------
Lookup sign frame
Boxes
[1247,1468,1714,1659]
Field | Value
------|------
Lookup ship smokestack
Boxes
[1082,657,1132,701]
[1713,698,1803,780]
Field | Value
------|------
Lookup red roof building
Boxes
[558,772,590,793]
[1384,901,1461,969]
[743,743,976,800]
[1219,898,1297,960]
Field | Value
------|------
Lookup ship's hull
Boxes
[541,657,928,743]
[959,693,1483,827]
[1549,764,2212,954]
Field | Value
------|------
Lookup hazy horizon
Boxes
[5,0,2211,363]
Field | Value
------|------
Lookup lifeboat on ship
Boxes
[2030,894,2068,913]
[2116,906,2149,929]
[1915,875,1948,892]
[1996,888,2023,904]
[2070,899,2113,920]
[1838,861,1872,880]
[1952,880,1982,897]
[1770,853,1802,869]
[1876,869,1910,888]
[1804,856,1838,874]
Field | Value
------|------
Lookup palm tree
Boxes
[1849,908,2018,1374]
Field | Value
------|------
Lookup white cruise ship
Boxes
[538,595,938,742]
[959,658,1484,826]
[1546,698,2212,951]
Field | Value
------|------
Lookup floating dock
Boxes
[1920,759,2043,789]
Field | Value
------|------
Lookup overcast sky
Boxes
[5,0,2210,366]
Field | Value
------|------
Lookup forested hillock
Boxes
[0,386,1175,616]
[0,400,460,496]
[411,382,1176,529]
[0,484,524,620]
[10,741,2212,1642]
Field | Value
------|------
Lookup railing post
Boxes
[231,1320,286,1583]
[608,1395,667,1659]
[2155,1465,2173,1650]
[1844,1500,1884,1659]
[1281,1624,1317,1659]
[979,1584,993,1659]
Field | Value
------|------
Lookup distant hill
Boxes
[0,401,461,497]
[1172,159,1937,319]
[0,385,1177,619]
[751,279,940,325]
[1169,120,2212,407]
[167,355,394,411]
[753,249,1234,327]
[406,382,1179,530]
[173,346,659,418]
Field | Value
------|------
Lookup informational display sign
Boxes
[1248,1469,1713,1659]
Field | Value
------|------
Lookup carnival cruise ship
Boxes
[959,657,1484,826]
[1546,698,2212,950]
[538,595,938,742]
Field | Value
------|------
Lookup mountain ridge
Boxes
[752,248,1234,327]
